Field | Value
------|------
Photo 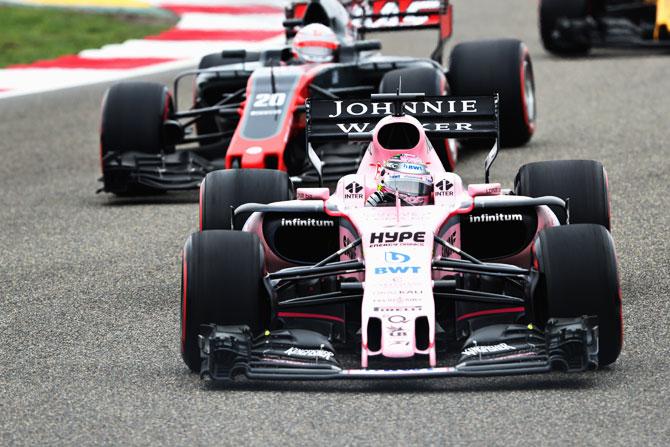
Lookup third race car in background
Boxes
[99,0,536,195]
[540,0,670,54]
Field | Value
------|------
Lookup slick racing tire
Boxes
[181,230,268,373]
[533,224,622,366]
[539,0,592,55]
[514,159,610,229]
[379,66,456,171]
[449,39,536,148]
[200,169,292,230]
[100,81,173,194]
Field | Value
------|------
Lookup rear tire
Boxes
[200,169,292,230]
[533,224,622,366]
[514,159,610,229]
[379,66,455,170]
[181,230,268,372]
[449,39,536,148]
[100,81,173,194]
[539,0,592,55]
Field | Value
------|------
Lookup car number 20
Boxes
[253,93,286,108]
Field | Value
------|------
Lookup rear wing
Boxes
[285,0,453,62]
[306,93,501,182]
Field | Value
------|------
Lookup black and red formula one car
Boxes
[540,0,670,55]
[180,91,621,382]
[98,0,536,195]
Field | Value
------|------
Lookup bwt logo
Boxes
[374,266,421,275]
[375,250,419,274]
[344,181,364,199]
[384,251,410,263]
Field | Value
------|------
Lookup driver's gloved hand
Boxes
[366,190,386,207]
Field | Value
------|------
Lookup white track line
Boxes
[79,35,284,59]
[176,13,284,30]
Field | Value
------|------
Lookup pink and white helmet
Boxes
[292,23,338,63]
[378,154,434,206]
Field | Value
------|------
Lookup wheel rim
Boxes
[522,57,536,130]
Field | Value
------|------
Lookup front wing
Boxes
[198,317,598,382]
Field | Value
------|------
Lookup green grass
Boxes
[0,6,176,67]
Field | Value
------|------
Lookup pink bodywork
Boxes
[251,115,558,368]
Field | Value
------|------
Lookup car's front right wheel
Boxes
[532,224,623,366]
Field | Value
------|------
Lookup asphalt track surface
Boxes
[1,0,669,445]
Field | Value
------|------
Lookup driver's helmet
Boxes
[376,154,433,206]
[292,23,338,63]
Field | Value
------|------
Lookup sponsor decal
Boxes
[350,0,442,28]
[281,218,335,227]
[249,109,282,117]
[245,146,262,155]
[369,231,426,247]
[297,191,314,200]
[384,251,410,263]
[441,232,457,257]
[373,305,423,312]
[342,235,356,260]
[344,181,364,199]
[486,184,501,195]
[468,213,523,223]
[435,179,454,197]
[335,122,473,133]
[328,99,478,118]
[284,347,335,361]
[388,326,408,337]
[388,315,409,324]
[461,343,515,357]
[374,266,420,275]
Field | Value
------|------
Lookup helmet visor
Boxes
[383,175,433,197]
[296,44,335,63]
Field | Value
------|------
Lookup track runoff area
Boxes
[0,0,286,98]
[0,0,669,445]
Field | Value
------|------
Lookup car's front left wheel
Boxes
[181,230,268,372]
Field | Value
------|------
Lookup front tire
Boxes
[449,39,536,148]
[514,159,610,229]
[181,230,268,372]
[200,169,292,230]
[100,81,173,194]
[533,224,622,366]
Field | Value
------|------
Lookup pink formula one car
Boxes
[181,92,622,381]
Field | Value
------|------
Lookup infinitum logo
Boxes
[469,213,523,223]
[281,218,335,227]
